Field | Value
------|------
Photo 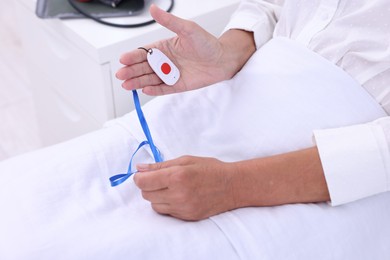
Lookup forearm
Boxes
[229,147,330,208]
[218,29,256,79]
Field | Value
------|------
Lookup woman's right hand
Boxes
[116,4,256,96]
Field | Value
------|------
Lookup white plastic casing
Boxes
[147,48,180,86]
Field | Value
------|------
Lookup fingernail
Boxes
[136,164,150,171]
[119,55,126,64]
[122,82,130,90]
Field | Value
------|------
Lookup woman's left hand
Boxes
[133,156,237,221]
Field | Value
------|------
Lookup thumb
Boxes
[136,156,187,172]
[149,4,192,36]
[136,160,172,172]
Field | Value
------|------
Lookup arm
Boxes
[133,147,330,221]
[230,147,330,208]
[134,116,390,221]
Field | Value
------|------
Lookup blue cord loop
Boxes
[109,90,163,187]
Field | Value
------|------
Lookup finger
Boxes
[119,49,145,66]
[151,203,171,216]
[141,189,169,203]
[150,4,193,36]
[151,203,192,221]
[116,61,154,80]
[136,158,181,172]
[133,170,169,191]
[119,46,153,65]
[121,73,163,90]
[142,86,178,96]
[137,156,195,172]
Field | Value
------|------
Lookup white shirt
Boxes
[225,0,390,205]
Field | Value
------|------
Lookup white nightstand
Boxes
[15,0,239,146]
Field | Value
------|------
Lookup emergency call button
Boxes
[146,48,180,85]
[161,63,171,75]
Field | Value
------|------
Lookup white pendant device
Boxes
[146,48,180,86]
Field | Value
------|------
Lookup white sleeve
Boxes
[224,0,284,49]
[313,117,390,206]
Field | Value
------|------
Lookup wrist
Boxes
[225,159,267,209]
[228,148,330,208]
[228,159,270,208]
[218,29,256,80]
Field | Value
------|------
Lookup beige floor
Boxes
[0,2,42,161]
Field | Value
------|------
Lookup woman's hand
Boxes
[133,156,237,221]
[134,148,330,221]
[116,4,255,96]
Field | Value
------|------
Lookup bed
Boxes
[0,38,389,259]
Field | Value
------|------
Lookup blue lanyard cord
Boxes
[109,141,149,186]
[109,90,163,187]
[132,90,163,163]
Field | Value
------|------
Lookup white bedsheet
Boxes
[0,38,389,259]
[0,126,236,259]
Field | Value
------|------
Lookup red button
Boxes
[161,63,171,75]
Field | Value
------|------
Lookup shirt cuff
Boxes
[224,16,273,49]
[313,123,390,206]
[222,1,280,49]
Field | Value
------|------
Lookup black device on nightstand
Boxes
[36,0,144,19]
[36,0,174,28]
